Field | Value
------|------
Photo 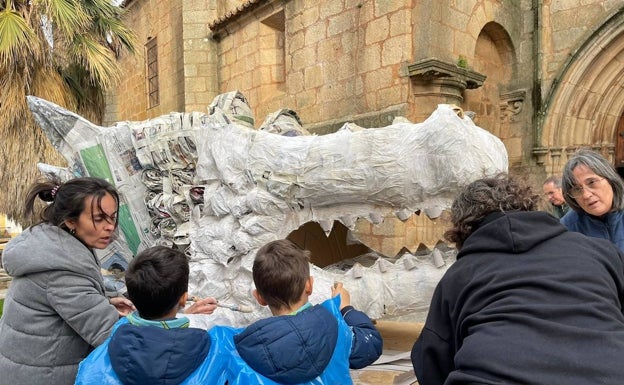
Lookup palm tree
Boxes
[0,0,136,225]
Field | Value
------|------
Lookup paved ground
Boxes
[349,321,421,384]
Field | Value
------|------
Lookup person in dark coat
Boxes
[542,175,569,218]
[411,173,624,385]
[228,239,383,384]
[560,148,624,251]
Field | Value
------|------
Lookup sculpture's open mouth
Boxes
[27,91,508,326]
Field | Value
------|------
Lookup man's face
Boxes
[543,182,565,206]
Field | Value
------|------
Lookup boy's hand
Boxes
[185,296,218,315]
[331,282,351,310]
[110,296,135,317]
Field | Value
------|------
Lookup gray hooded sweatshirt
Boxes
[0,223,119,385]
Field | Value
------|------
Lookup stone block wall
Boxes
[539,0,621,96]
[353,214,449,257]
[105,0,190,123]
[211,1,413,127]
[182,1,221,112]
[103,0,531,254]
[112,0,624,255]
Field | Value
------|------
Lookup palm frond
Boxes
[95,16,137,56]
[81,0,137,56]
[0,0,137,226]
[36,0,90,36]
[60,63,104,122]
[70,34,119,89]
[31,67,77,110]
[0,9,37,66]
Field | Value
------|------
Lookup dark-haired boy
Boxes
[226,239,383,384]
[75,246,226,385]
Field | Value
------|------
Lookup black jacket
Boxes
[412,211,624,385]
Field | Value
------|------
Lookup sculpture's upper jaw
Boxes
[27,94,508,324]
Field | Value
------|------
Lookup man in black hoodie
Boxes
[411,173,624,385]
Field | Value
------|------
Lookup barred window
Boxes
[146,37,159,108]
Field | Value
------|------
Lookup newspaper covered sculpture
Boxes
[27,92,508,326]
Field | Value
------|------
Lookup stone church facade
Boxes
[107,0,624,257]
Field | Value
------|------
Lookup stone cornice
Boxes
[209,0,289,40]
[406,58,486,90]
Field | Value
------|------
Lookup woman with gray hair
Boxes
[411,173,624,385]
[560,148,624,251]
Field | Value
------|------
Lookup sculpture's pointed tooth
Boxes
[191,205,203,223]
[403,255,418,270]
[350,262,364,278]
[432,248,445,268]
[424,206,443,219]
[378,258,392,273]
[339,215,355,229]
[319,219,333,235]
[395,209,411,222]
[368,212,383,224]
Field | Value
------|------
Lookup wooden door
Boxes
[616,111,624,176]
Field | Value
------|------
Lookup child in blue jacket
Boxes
[75,246,227,385]
[226,239,383,384]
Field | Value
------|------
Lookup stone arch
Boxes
[464,22,518,161]
[538,9,624,172]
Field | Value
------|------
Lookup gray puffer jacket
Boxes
[0,223,119,385]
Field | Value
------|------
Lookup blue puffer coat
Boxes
[561,209,624,251]
[219,296,382,385]
[74,318,228,385]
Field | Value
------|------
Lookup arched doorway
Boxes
[538,10,624,173]
[464,22,521,164]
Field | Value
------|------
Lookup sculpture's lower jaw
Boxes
[187,211,456,325]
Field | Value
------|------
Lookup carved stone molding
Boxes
[565,147,578,160]
[549,147,563,166]
[532,147,549,165]
[407,58,486,93]
[499,89,526,123]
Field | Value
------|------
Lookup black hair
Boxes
[25,176,120,231]
[124,245,189,319]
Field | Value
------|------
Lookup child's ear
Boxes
[178,292,188,308]
[252,289,268,306]
[305,276,314,296]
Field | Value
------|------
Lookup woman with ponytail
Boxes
[0,177,134,385]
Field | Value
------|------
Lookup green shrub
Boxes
[457,55,468,68]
